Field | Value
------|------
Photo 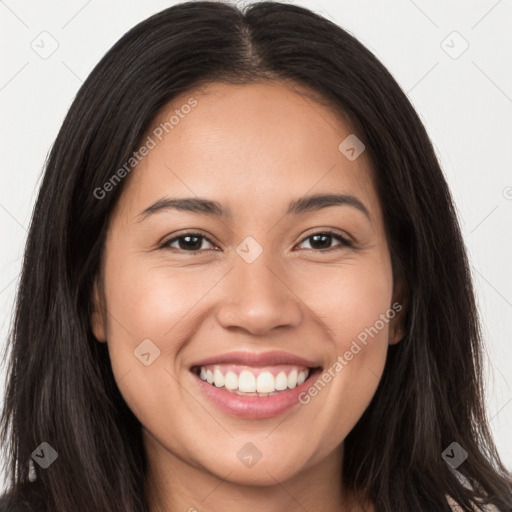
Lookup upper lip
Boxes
[190,350,321,369]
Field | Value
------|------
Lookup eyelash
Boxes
[159,229,354,253]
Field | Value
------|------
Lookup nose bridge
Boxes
[215,240,302,334]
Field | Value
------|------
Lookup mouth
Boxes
[189,351,323,419]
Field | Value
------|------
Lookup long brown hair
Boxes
[1,2,511,510]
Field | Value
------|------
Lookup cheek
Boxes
[292,256,393,446]
[100,254,231,425]
[97,269,183,436]
[323,263,392,388]
[297,253,393,349]
[102,252,223,344]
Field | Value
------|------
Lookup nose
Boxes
[215,254,303,336]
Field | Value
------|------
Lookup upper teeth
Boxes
[198,365,310,393]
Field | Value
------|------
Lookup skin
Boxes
[91,80,406,512]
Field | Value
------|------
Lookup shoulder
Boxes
[0,480,48,512]
[446,494,501,512]
[445,471,506,512]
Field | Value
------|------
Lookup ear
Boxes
[388,277,408,345]
[91,278,107,343]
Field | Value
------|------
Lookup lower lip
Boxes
[191,369,321,419]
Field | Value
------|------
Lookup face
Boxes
[91,80,404,489]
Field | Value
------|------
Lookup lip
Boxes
[190,350,320,369]
[191,367,322,419]
[189,350,323,420]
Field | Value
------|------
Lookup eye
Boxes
[160,232,217,252]
[296,230,353,251]
[159,229,353,253]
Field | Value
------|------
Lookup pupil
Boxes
[310,234,331,250]
[179,235,201,250]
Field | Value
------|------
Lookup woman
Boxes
[1,1,511,511]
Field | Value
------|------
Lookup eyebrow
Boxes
[136,193,371,222]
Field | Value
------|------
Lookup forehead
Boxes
[116,80,381,226]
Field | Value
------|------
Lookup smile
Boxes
[189,351,322,419]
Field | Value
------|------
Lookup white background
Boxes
[1,0,511,489]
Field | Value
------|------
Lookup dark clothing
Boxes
[0,480,47,512]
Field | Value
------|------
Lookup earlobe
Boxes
[91,279,107,342]
[389,325,404,345]
[389,278,408,345]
